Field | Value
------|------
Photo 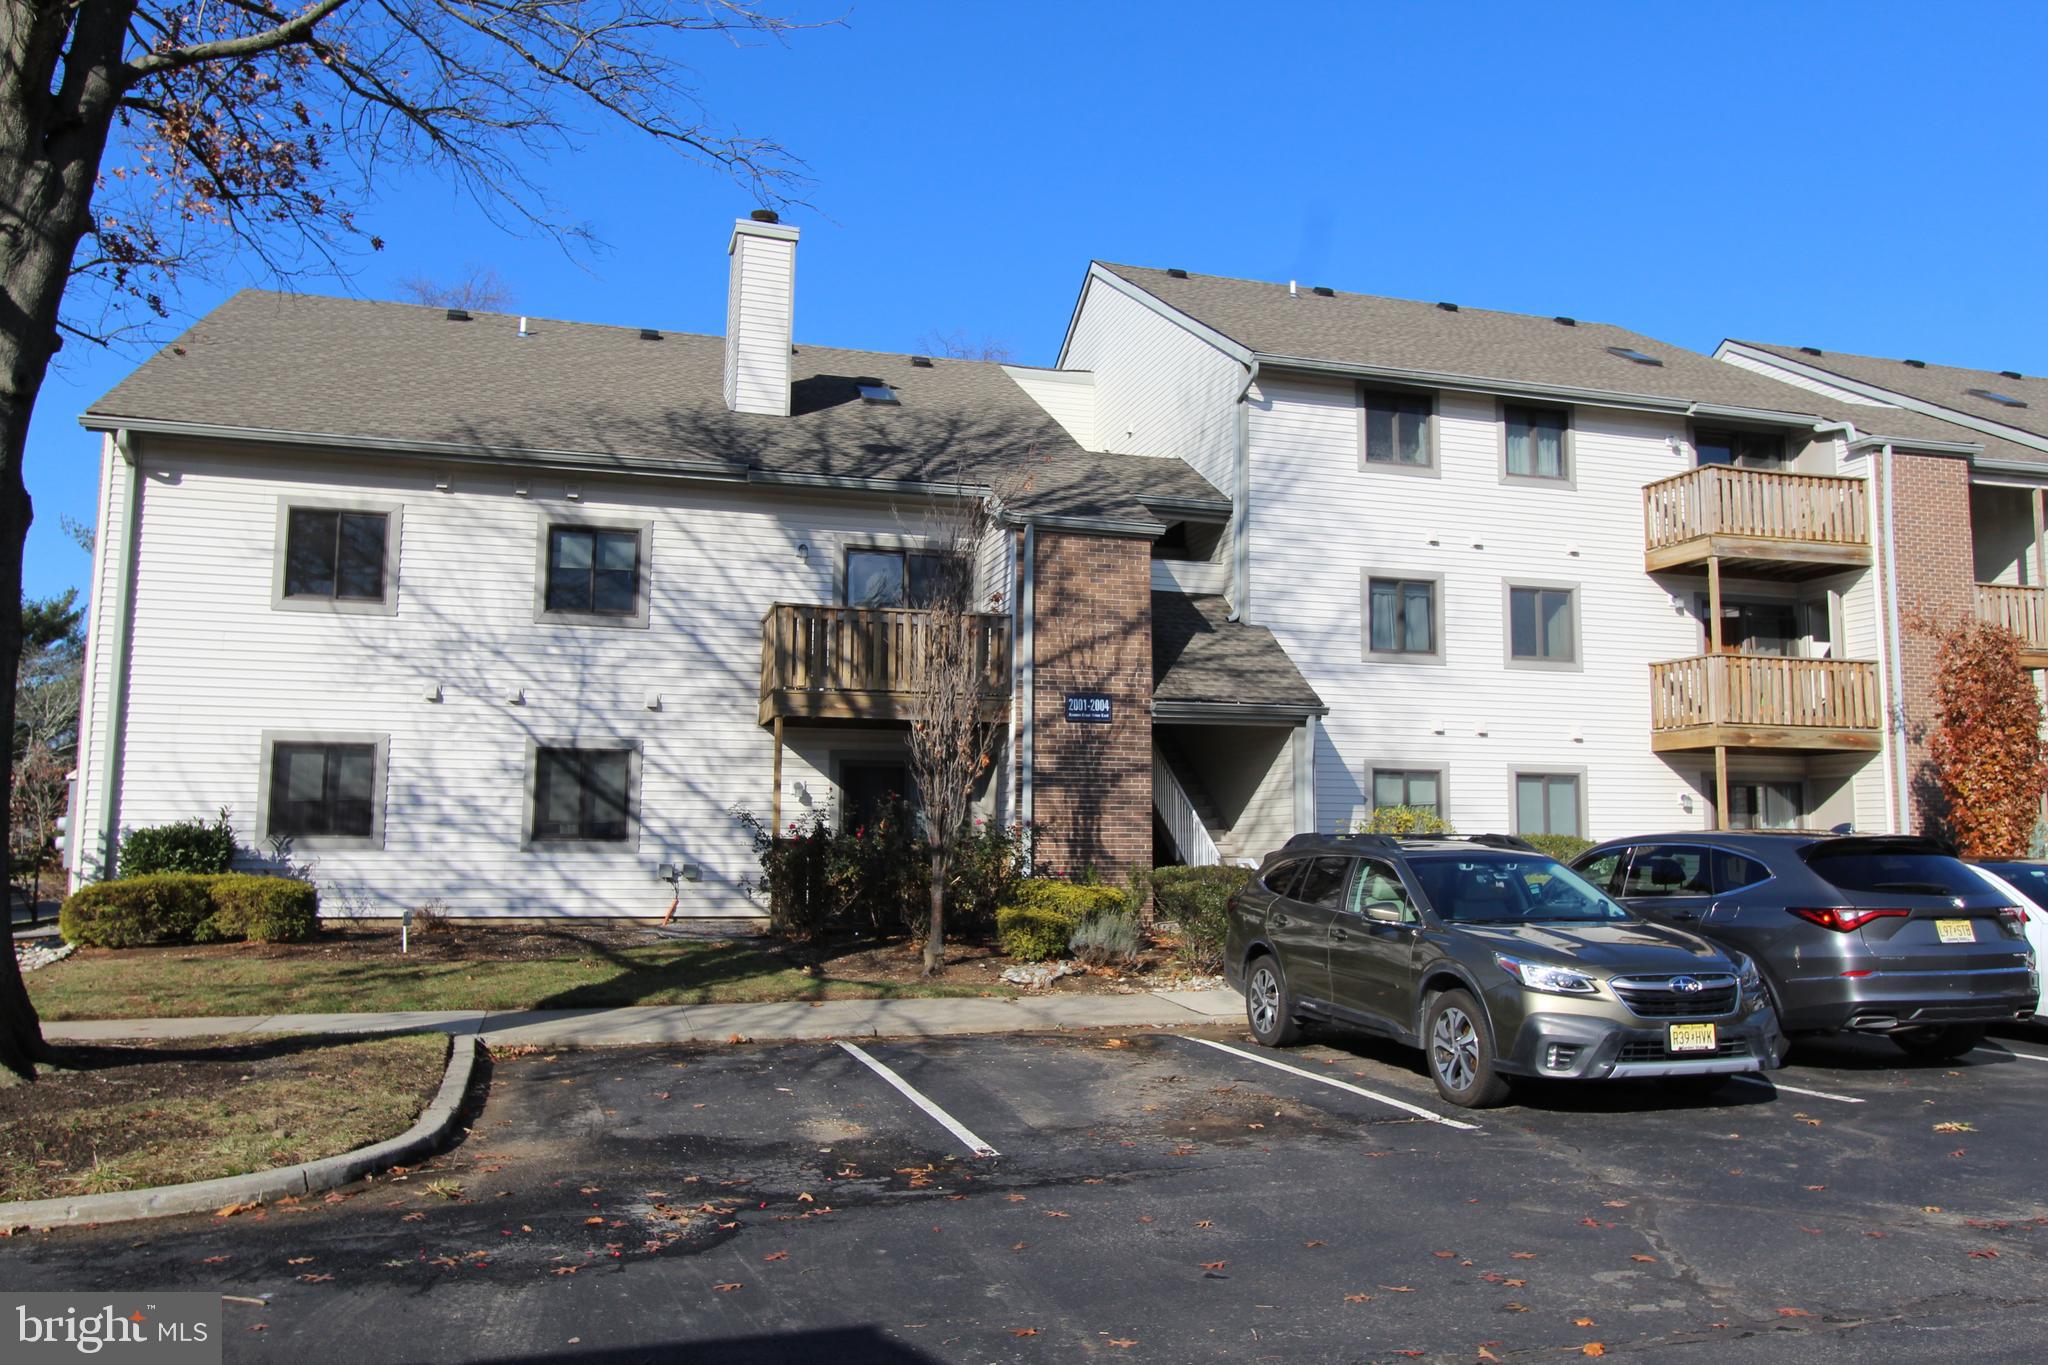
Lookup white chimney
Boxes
[723,211,799,416]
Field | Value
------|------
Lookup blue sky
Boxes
[27,1,2046,603]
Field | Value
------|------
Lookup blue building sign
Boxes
[1064,692,1113,724]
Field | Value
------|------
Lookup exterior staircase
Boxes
[1153,736,1232,866]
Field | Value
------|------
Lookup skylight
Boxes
[857,381,899,405]
[1967,387,2029,409]
[1606,345,1663,367]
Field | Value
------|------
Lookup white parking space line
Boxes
[1728,1074,1865,1105]
[836,1041,1000,1158]
[1178,1037,1481,1132]
[1972,1046,2048,1065]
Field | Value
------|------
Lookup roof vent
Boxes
[2003,369,2025,380]
[1606,345,1664,367]
[1554,316,1576,327]
[1799,346,1823,356]
[910,355,934,368]
[1903,358,1926,368]
[1166,268,1188,279]
[749,208,780,224]
[1436,301,1459,312]
[638,328,662,341]
[444,308,471,322]
[1312,285,1335,297]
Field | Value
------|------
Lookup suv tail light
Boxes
[1998,905,2027,926]
[1787,906,1910,933]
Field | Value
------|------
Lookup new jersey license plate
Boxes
[1668,1022,1718,1053]
[1936,918,1976,944]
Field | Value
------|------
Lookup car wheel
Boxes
[1424,989,1512,1108]
[1890,1024,1987,1060]
[1244,954,1304,1048]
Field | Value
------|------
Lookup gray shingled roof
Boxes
[1152,592,1324,713]
[86,290,1227,529]
[1733,341,2048,447]
[1097,264,2034,461]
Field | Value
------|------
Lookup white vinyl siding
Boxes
[1001,366,1099,449]
[81,438,1010,917]
[1248,370,1881,840]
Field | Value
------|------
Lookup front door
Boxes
[1327,855,1422,1027]
[840,760,913,831]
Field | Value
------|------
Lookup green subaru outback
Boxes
[1222,833,1787,1107]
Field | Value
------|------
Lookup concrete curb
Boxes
[0,1033,480,1230]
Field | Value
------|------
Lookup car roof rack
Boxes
[1393,832,1535,852]
[1279,832,1535,855]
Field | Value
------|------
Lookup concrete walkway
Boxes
[39,987,1244,1047]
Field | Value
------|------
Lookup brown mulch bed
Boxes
[0,1032,448,1203]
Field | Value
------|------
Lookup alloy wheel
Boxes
[1248,965,1280,1036]
[1432,1005,1480,1093]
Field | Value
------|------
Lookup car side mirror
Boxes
[1365,901,1405,924]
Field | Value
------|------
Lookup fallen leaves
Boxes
[1510,1251,1537,1260]
[1581,1344,1607,1358]
[1629,1254,1657,1263]
[214,1201,260,1219]
[1344,1293,1374,1303]
[763,1251,789,1262]
[1934,1121,1977,1133]
[1776,1307,1812,1318]
[296,1273,334,1284]
[1574,1317,1596,1327]
[1009,1328,1038,1337]
[1199,1260,1228,1271]
[286,1257,314,1266]
[1107,1338,1137,1349]
[712,1282,745,1293]
[1968,1249,2001,1259]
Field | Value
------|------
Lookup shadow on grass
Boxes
[39,1030,438,1075]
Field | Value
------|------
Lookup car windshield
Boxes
[1408,854,1632,925]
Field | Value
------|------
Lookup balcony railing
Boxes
[1643,466,1871,574]
[1974,583,2048,662]
[759,603,1012,724]
[1649,654,1882,751]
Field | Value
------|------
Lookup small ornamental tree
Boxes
[1926,619,2048,857]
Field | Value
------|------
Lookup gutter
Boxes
[95,430,144,878]
[1018,522,1036,837]
[1152,699,1329,723]
[1720,342,2048,455]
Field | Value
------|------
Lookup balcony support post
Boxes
[1707,555,1724,653]
[771,716,785,833]
[1714,744,1730,832]
[2033,488,2045,590]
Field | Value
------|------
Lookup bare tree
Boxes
[396,264,516,312]
[903,480,1022,977]
[919,328,1014,364]
[0,0,831,1081]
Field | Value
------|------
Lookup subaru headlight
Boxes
[1494,954,1600,996]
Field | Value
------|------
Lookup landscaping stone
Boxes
[998,959,1081,989]
[14,939,72,972]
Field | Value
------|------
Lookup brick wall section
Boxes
[1885,451,1977,833]
[1031,531,1152,879]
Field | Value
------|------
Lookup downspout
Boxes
[1227,359,1260,623]
[95,429,144,878]
[1018,520,1037,839]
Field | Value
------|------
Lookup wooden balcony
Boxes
[759,603,1012,725]
[1974,583,2048,668]
[1649,655,1882,752]
[1643,466,1872,578]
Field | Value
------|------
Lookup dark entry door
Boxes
[841,761,913,830]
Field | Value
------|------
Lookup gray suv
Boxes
[1223,833,1786,1108]
[1573,833,2037,1059]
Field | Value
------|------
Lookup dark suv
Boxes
[1572,833,2037,1059]
[1222,833,1784,1107]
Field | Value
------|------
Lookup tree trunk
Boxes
[0,0,136,1079]
[922,843,947,977]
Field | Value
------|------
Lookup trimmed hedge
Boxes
[1524,834,1595,864]
[117,812,236,877]
[996,880,1129,962]
[201,874,320,943]
[61,873,320,948]
[1152,864,1252,973]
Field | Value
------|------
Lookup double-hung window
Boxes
[547,527,640,615]
[1507,585,1578,666]
[1515,772,1583,838]
[1372,768,1442,817]
[1503,404,1570,481]
[531,746,634,843]
[1360,388,1434,469]
[1367,576,1438,658]
[263,736,384,845]
[276,503,399,612]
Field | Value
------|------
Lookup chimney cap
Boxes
[749,208,780,224]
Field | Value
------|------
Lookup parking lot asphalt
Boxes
[6,1020,2048,1364]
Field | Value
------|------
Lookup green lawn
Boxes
[27,939,1012,1020]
